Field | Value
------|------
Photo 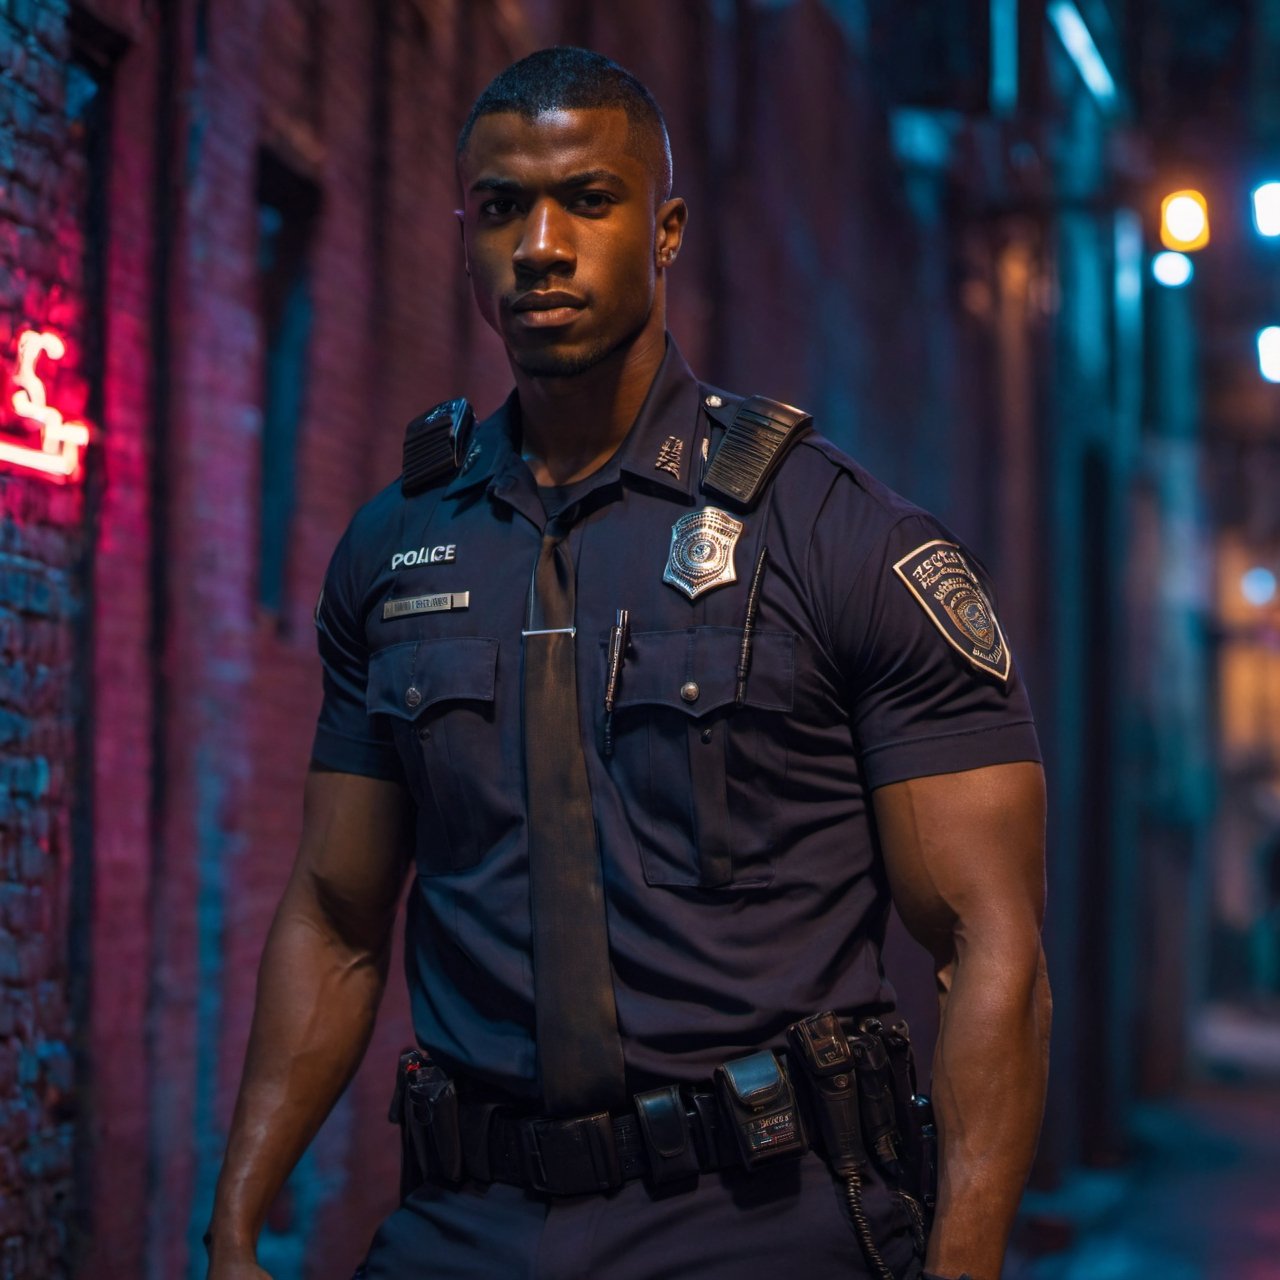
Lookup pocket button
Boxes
[405,685,423,709]
[680,681,700,704]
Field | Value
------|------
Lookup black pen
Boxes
[603,607,630,756]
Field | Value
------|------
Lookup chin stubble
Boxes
[512,342,613,379]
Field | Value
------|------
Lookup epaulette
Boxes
[701,394,813,509]
[401,398,475,496]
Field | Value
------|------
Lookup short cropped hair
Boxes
[457,47,673,198]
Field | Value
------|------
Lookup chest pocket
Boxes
[608,626,795,888]
[367,637,508,874]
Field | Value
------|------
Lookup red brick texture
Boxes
[0,0,90,1274]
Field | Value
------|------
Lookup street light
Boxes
[1252,182,1280,237]
[1152,251,1194,288]
[1160,189,1210,252]
[1258,327,1280,382]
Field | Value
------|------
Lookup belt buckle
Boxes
[518,1112,622,1195]
[517,1119,552,1193]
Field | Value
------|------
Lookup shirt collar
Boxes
[612,336,703,499]
[443,389,519,499]
[443,336,706,503]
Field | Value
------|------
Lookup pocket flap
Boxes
[366,638,498,720]
[613,627,794,718]
[716,1050,786,1109]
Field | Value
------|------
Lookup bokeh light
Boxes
[1242,567,1277,606]
[1152,251,1194,287]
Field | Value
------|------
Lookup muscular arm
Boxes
[206,769,413,1276]
[873,761,1050,1280]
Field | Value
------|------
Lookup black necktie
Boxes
[523,509,627,1115]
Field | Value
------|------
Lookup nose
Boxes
[512,198,574,277]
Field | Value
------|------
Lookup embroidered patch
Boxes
[391,544,456,571]
[663,507,744,600]
[893,540,1011,682]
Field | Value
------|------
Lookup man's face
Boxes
[458,107,678,378]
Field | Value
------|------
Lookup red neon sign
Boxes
[2,330,91,482]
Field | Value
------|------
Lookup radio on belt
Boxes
[713,1049,807,1168]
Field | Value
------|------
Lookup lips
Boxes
[510,290,586,312]
[509,291,586,329]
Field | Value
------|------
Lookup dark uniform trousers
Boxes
[359,1151,921,1279]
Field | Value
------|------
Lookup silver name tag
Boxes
[382,591,470,620]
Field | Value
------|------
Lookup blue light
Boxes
[1152,251,1193,288]
[990,0,1019,116]
[1260,327,1280,383]
[890,110,955,169]
[1253,182,1280,237]
[1242,567,1277,607]
[1047,1,1117,110]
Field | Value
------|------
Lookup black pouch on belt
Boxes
[634,1084,700,1186]
[714,1049,807,1169]
[848,1028,906,1185]
[389,1048,462,1193]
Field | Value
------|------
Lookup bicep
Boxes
[872,762,1046,966]
[281,767,415,953]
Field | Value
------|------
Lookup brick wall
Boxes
[81,0,158,1271]
[0,0,87,1275]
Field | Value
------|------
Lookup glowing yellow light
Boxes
[1,330,90,482]
[1160,189,1210,252]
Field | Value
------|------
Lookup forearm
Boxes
[208,893,391,1255]
[925,938,1051,1280]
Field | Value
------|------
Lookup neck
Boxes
[514,324,666,486]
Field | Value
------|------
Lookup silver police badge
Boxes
[893,539,1012,682]
[663,507,745,600]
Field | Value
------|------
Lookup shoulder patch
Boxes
[893,539,1011,683]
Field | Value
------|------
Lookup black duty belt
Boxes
[392,1013,933,1210]
[458,1086,743,1197]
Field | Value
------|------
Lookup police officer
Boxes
[207,48,1049,1280]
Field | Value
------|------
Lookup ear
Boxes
[654,197,688,268]
[456,210,470,276]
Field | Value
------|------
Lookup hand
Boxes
[205,1236,271,1280]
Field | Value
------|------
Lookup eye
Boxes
[570,191,614,214]
[478,197,520,218]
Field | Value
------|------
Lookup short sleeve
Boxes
[831,509,1040,790]
[310,525,406,782]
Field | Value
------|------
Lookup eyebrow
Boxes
[468,168,628,196]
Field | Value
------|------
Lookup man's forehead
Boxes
[459,106,644,180]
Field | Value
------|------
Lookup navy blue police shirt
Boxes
[312,338,1040,1103]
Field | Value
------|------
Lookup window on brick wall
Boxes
[256,151,319,617]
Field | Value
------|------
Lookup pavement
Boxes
[1004,1079,1280,1279]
